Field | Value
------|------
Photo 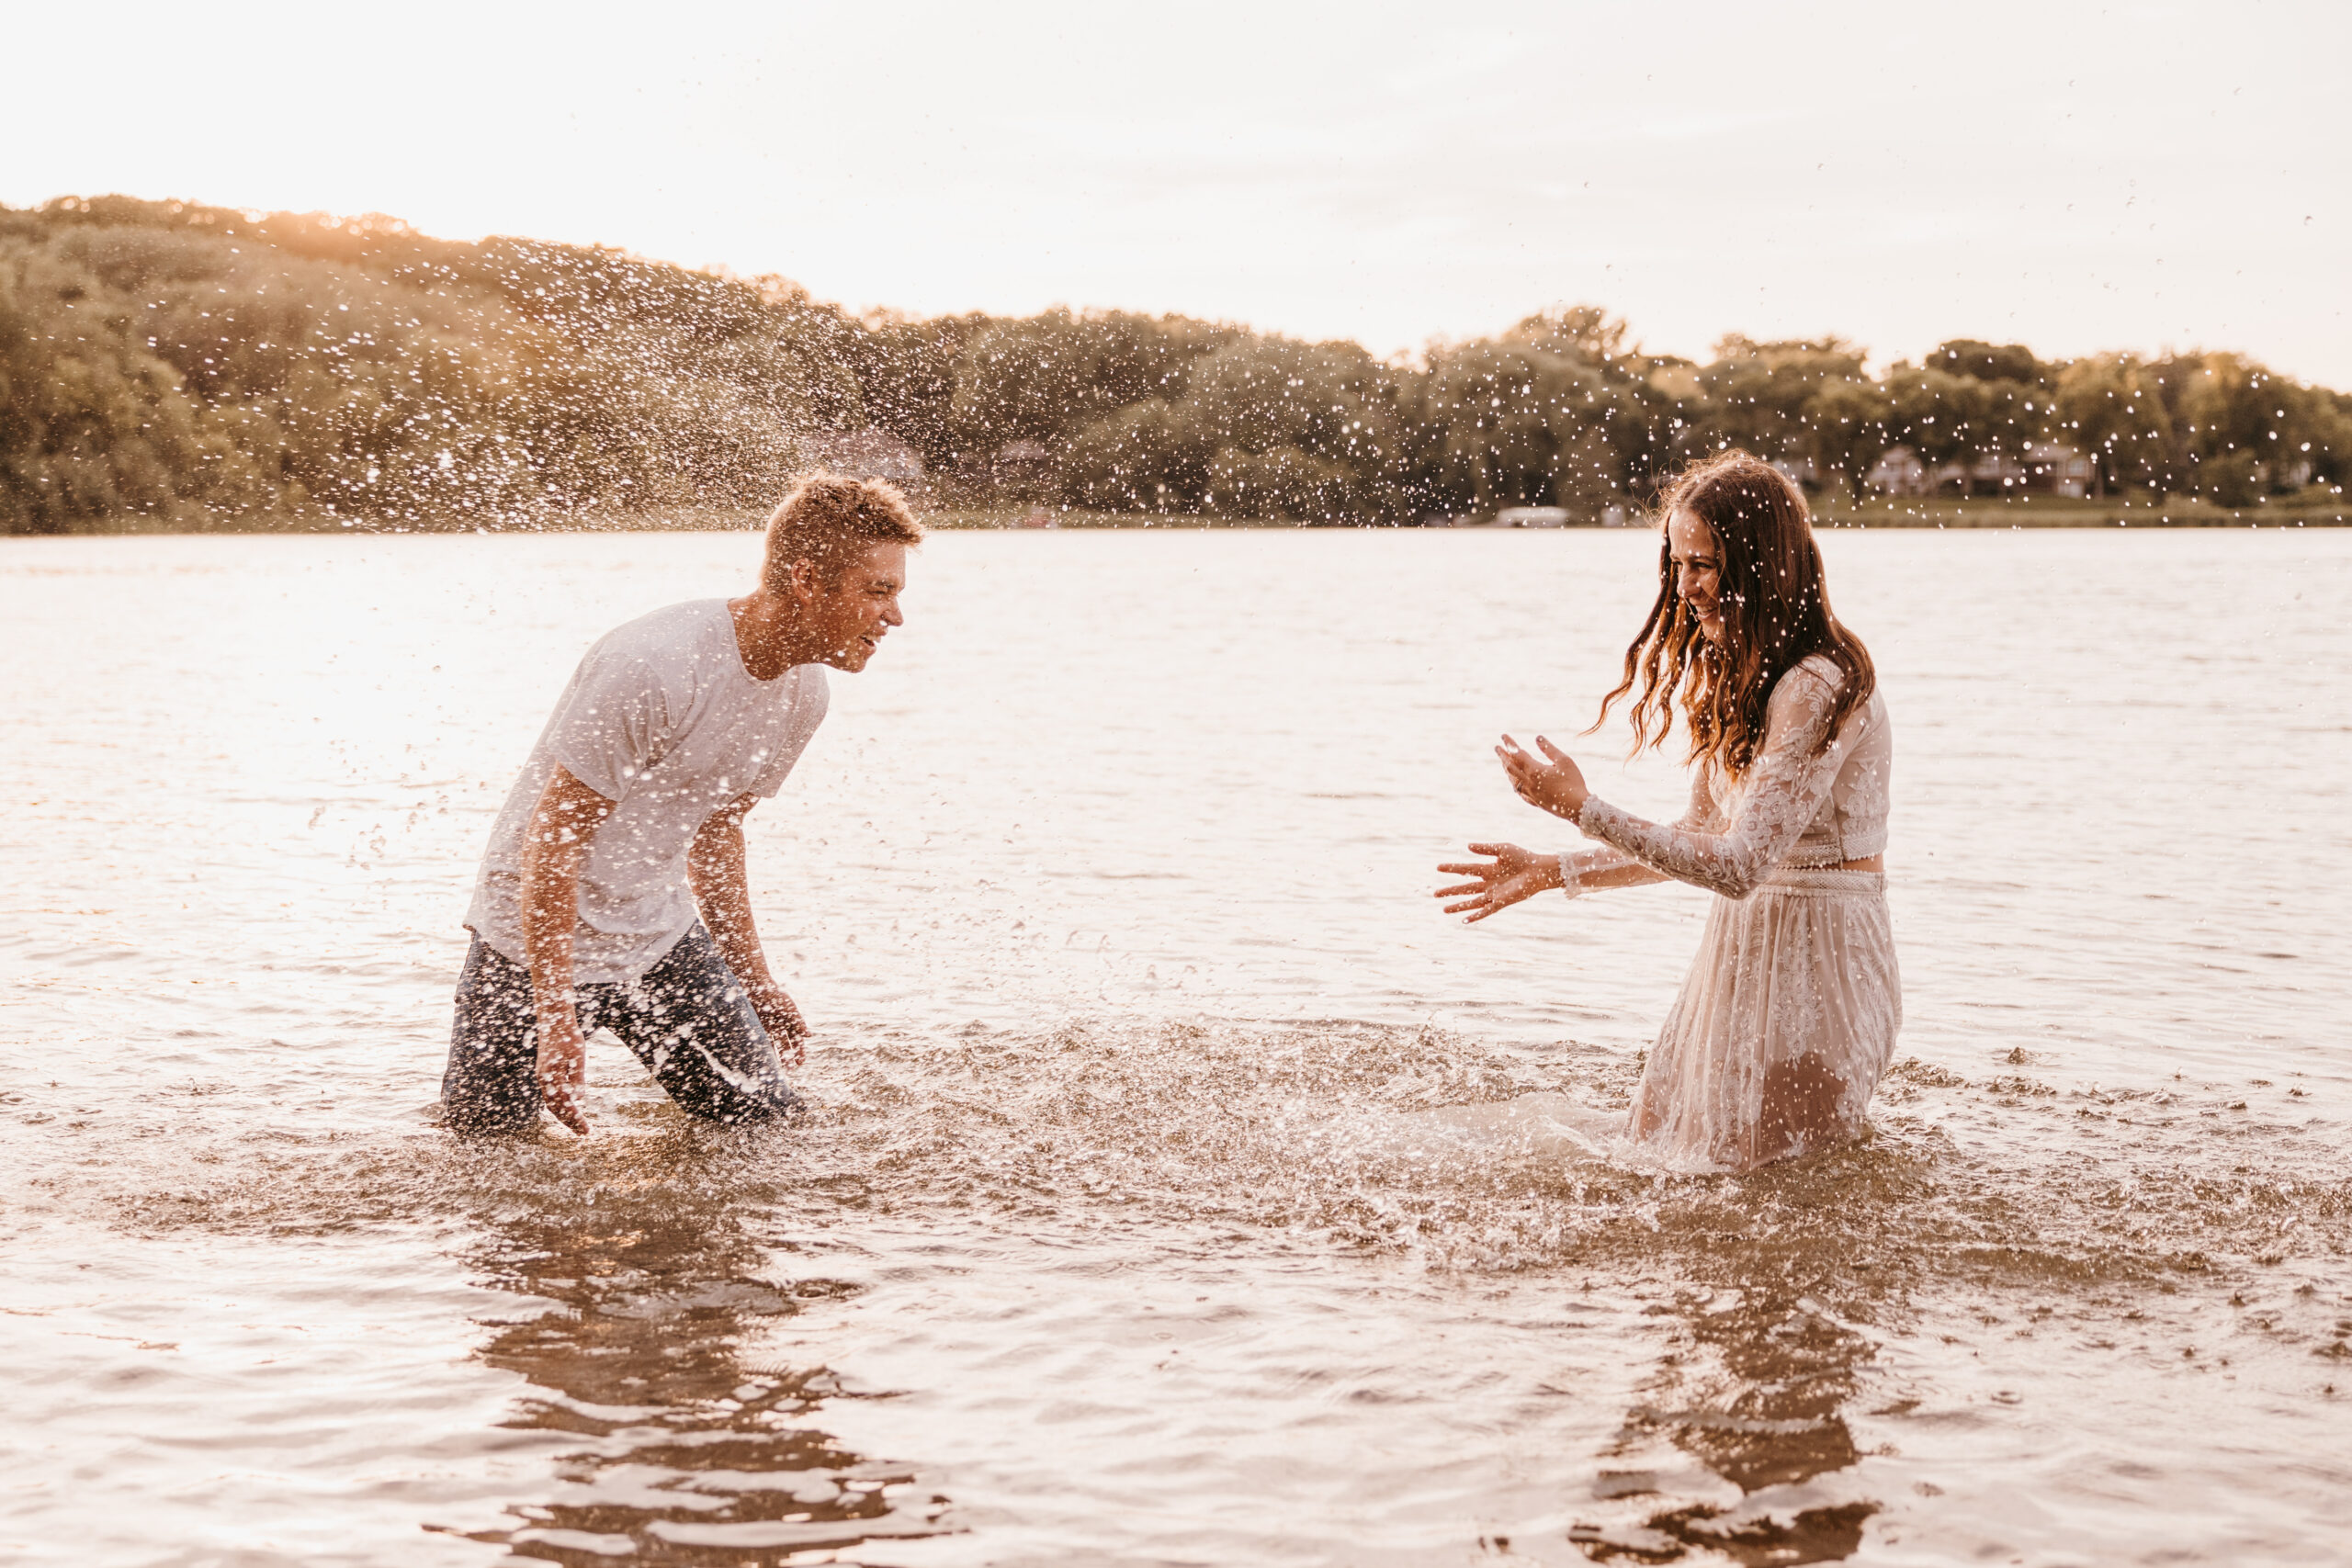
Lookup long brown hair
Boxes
[1593,450,1875,776]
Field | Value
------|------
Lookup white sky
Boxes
[7,1,2346,383]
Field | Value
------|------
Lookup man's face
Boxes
[800,541,909,672]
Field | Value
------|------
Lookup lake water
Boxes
[3,526,2349,1567]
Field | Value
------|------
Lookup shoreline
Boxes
[6,496,2346,539]
[1807,493,2348,529]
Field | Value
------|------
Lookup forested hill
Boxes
[5,195,2348,533]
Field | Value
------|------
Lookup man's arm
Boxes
[519,764,616,1134]
[686,793,809,1066]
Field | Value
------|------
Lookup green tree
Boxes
[2054,355,2181,495]
[2167,352,2337,504]
[0,238,277,530]
[1928,340,2045,385]
[1401,309,1659,520]
[9,193,2349,534]
[1804,378,1896,500]
[1883,366,1995,469]
[1690,336,1869,467]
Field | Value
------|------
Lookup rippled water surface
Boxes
[4,527,2350,1566]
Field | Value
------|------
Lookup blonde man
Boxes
[444,474,922,1136]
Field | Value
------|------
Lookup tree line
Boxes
[5,194,2347,533]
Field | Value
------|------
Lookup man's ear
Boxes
[785,557,823,603]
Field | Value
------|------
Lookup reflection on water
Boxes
[439,1123,946,1564]
[1573,1283,1877,1564]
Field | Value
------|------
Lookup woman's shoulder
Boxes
[1767,652,1887,734]
[1772,653,1847,704]
[1778,651,1891,741]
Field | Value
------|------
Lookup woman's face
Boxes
[1667,507,1725,643]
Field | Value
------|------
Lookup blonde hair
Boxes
[760,470,924,590]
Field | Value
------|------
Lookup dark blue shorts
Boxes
[441,923,802,1135]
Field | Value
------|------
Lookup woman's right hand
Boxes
[1435,841,1562,923]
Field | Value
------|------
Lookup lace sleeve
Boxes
[1574,662,1847,899]
[1558,769,1720,898]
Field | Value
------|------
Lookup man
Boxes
[443,473,922,1136]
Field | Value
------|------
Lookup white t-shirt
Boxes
[465,599,830,984]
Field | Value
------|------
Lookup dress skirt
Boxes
[1625,867,1901,1172]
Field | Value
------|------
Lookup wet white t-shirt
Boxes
[465,599,830,984]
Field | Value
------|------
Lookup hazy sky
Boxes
[8,1,2346,381]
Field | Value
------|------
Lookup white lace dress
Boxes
[1561,654,1898,1171]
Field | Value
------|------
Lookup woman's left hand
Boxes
[1498,734,1589,821]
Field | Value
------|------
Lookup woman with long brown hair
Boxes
[1434,450,1899,1171]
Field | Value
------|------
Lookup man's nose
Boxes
[881,599,904,626]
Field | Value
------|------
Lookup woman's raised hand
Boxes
[1435,841,1562,923]
[1498,734,1589,820]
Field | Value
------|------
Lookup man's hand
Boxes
[535,1008,592,1135]
[519,764,616,1139]
[1498,734,1590,821]
[746,980,810,1068]
[1435,841,1563,923]
[689,793,812,1069]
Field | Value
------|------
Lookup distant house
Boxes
[1865,446,1929,497]
[1973,446,2096,497]
[1967,451,2030,492]
[1493,505,1570,528]
[1868,442,2096,499]
[797,429,926,490]
[2022,443,2096,498]
[990,438,1056,492]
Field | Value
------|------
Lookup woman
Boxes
[1435,451,1898,1172]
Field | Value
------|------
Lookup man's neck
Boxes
[727,590,820,682]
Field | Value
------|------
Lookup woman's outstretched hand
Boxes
[1436,841,1562,923]
[1498,734,1589,820]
